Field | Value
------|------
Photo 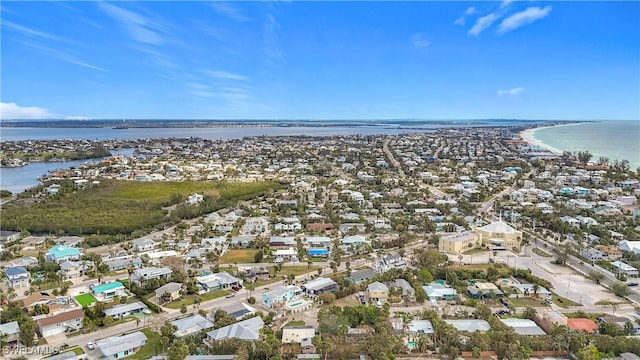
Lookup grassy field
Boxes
[448,263,496,271]
[551,294,582,309]
[507,296,549,308]
[285,320,305,326]
[1,179,280,237]
[128,329,162,360]
[220,249,259,264]
[75,293,98,306]
[164,289,229,309]
[531,248,553,257]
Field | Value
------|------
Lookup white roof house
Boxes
[172,314,215,337]
[97,331,147,358]
[205,316,264,343]
[444,319,491,332]
[500,318,546,336]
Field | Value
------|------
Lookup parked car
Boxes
[231,284,242,291]
[86,342,95,350]
[226,293,235,298]
[627,282,639,287]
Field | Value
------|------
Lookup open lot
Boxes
[220,249,258,264]
[75,293,98,306]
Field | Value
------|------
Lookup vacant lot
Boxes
[164,289,229,309]
[220,249,259,264]
[75,293,98,306]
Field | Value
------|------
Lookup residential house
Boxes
[54,236,83,248]
[22,292,55,313]
[341,235,368,247]
[204,316,265,344]
[262,286,297,309]
[302,277,338,298]
[0,230,20,243]
[154,282,183,302]
[366,282,389,305]
[374,254,406,273]
[389,279,415,299]
[231,235,256,248]
[611,261,639,278]
[306,223,334,233]
[46,245,81,263]
[422,283,458,301]
[407,320,434,336]
[131,267,173,286]
[244,267,271,283]
[308,248,330,257]
[104,257,143,272]
[345,268,377,285]
[0,321,20,345]
[269,236,296,248]
[196,272,242,292]
[305,236,331,248]
[132,238,158,253]
[500,319,546,336]
[143,251,179,265]
[59,260,86,280]
[37,309,84,337]
[91,281,126,301]
[281,326,315,344]
[345,327,374,342]
[467,282,504,299]
[597,245,623,260]
[580,248,603,261]
[209,303,257,321]
[104,302,148,320]
[5,266,30,290]
[444,319,491,332]
[512,284,550,297]
[96,331,147,359]
[172,314,215,337]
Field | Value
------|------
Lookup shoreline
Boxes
[519,122,586,154]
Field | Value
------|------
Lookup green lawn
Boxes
[220,249,258,264]
[75,293,98,306]
[285,320,305,326]
[128,329,162,360]
[531,248,552,257]
[164,289,229,309]
[506,296,549,308]
[551,294,582,309]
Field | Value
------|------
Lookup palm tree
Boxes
[532,284,540,298]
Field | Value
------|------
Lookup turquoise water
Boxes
[533,120,640,168]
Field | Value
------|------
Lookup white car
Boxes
[86,342,95,350]
[142,309,152,315]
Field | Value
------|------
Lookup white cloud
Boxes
[18,41,107,72]
[3,20,71,43]
[210,2,249,22]
[500,0,514,9]
[98,2,165,45]
[65,115,90,120]
[410,32,431,48]
[497,6,552,34]
[497,87,524,96]
[0,102,56,120]
[454,7,476,26]
[263,13,285,64]
[468,13,500,36]
[203,70,248,81]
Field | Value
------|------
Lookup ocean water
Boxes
[533,120,640,168]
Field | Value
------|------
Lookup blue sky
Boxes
[1,1,638,120]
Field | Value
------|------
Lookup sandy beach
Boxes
[519,123,583,154]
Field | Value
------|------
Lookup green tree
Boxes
[589,271,605,284]
[18,319,36,346]
[577,344,602,360]
[611,282,631,297]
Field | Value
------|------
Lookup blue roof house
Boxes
[46,245,81,263]
[5,266,30,290]
[262,286,296,309]
[308,248,329,257]
[92,281,126,301]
